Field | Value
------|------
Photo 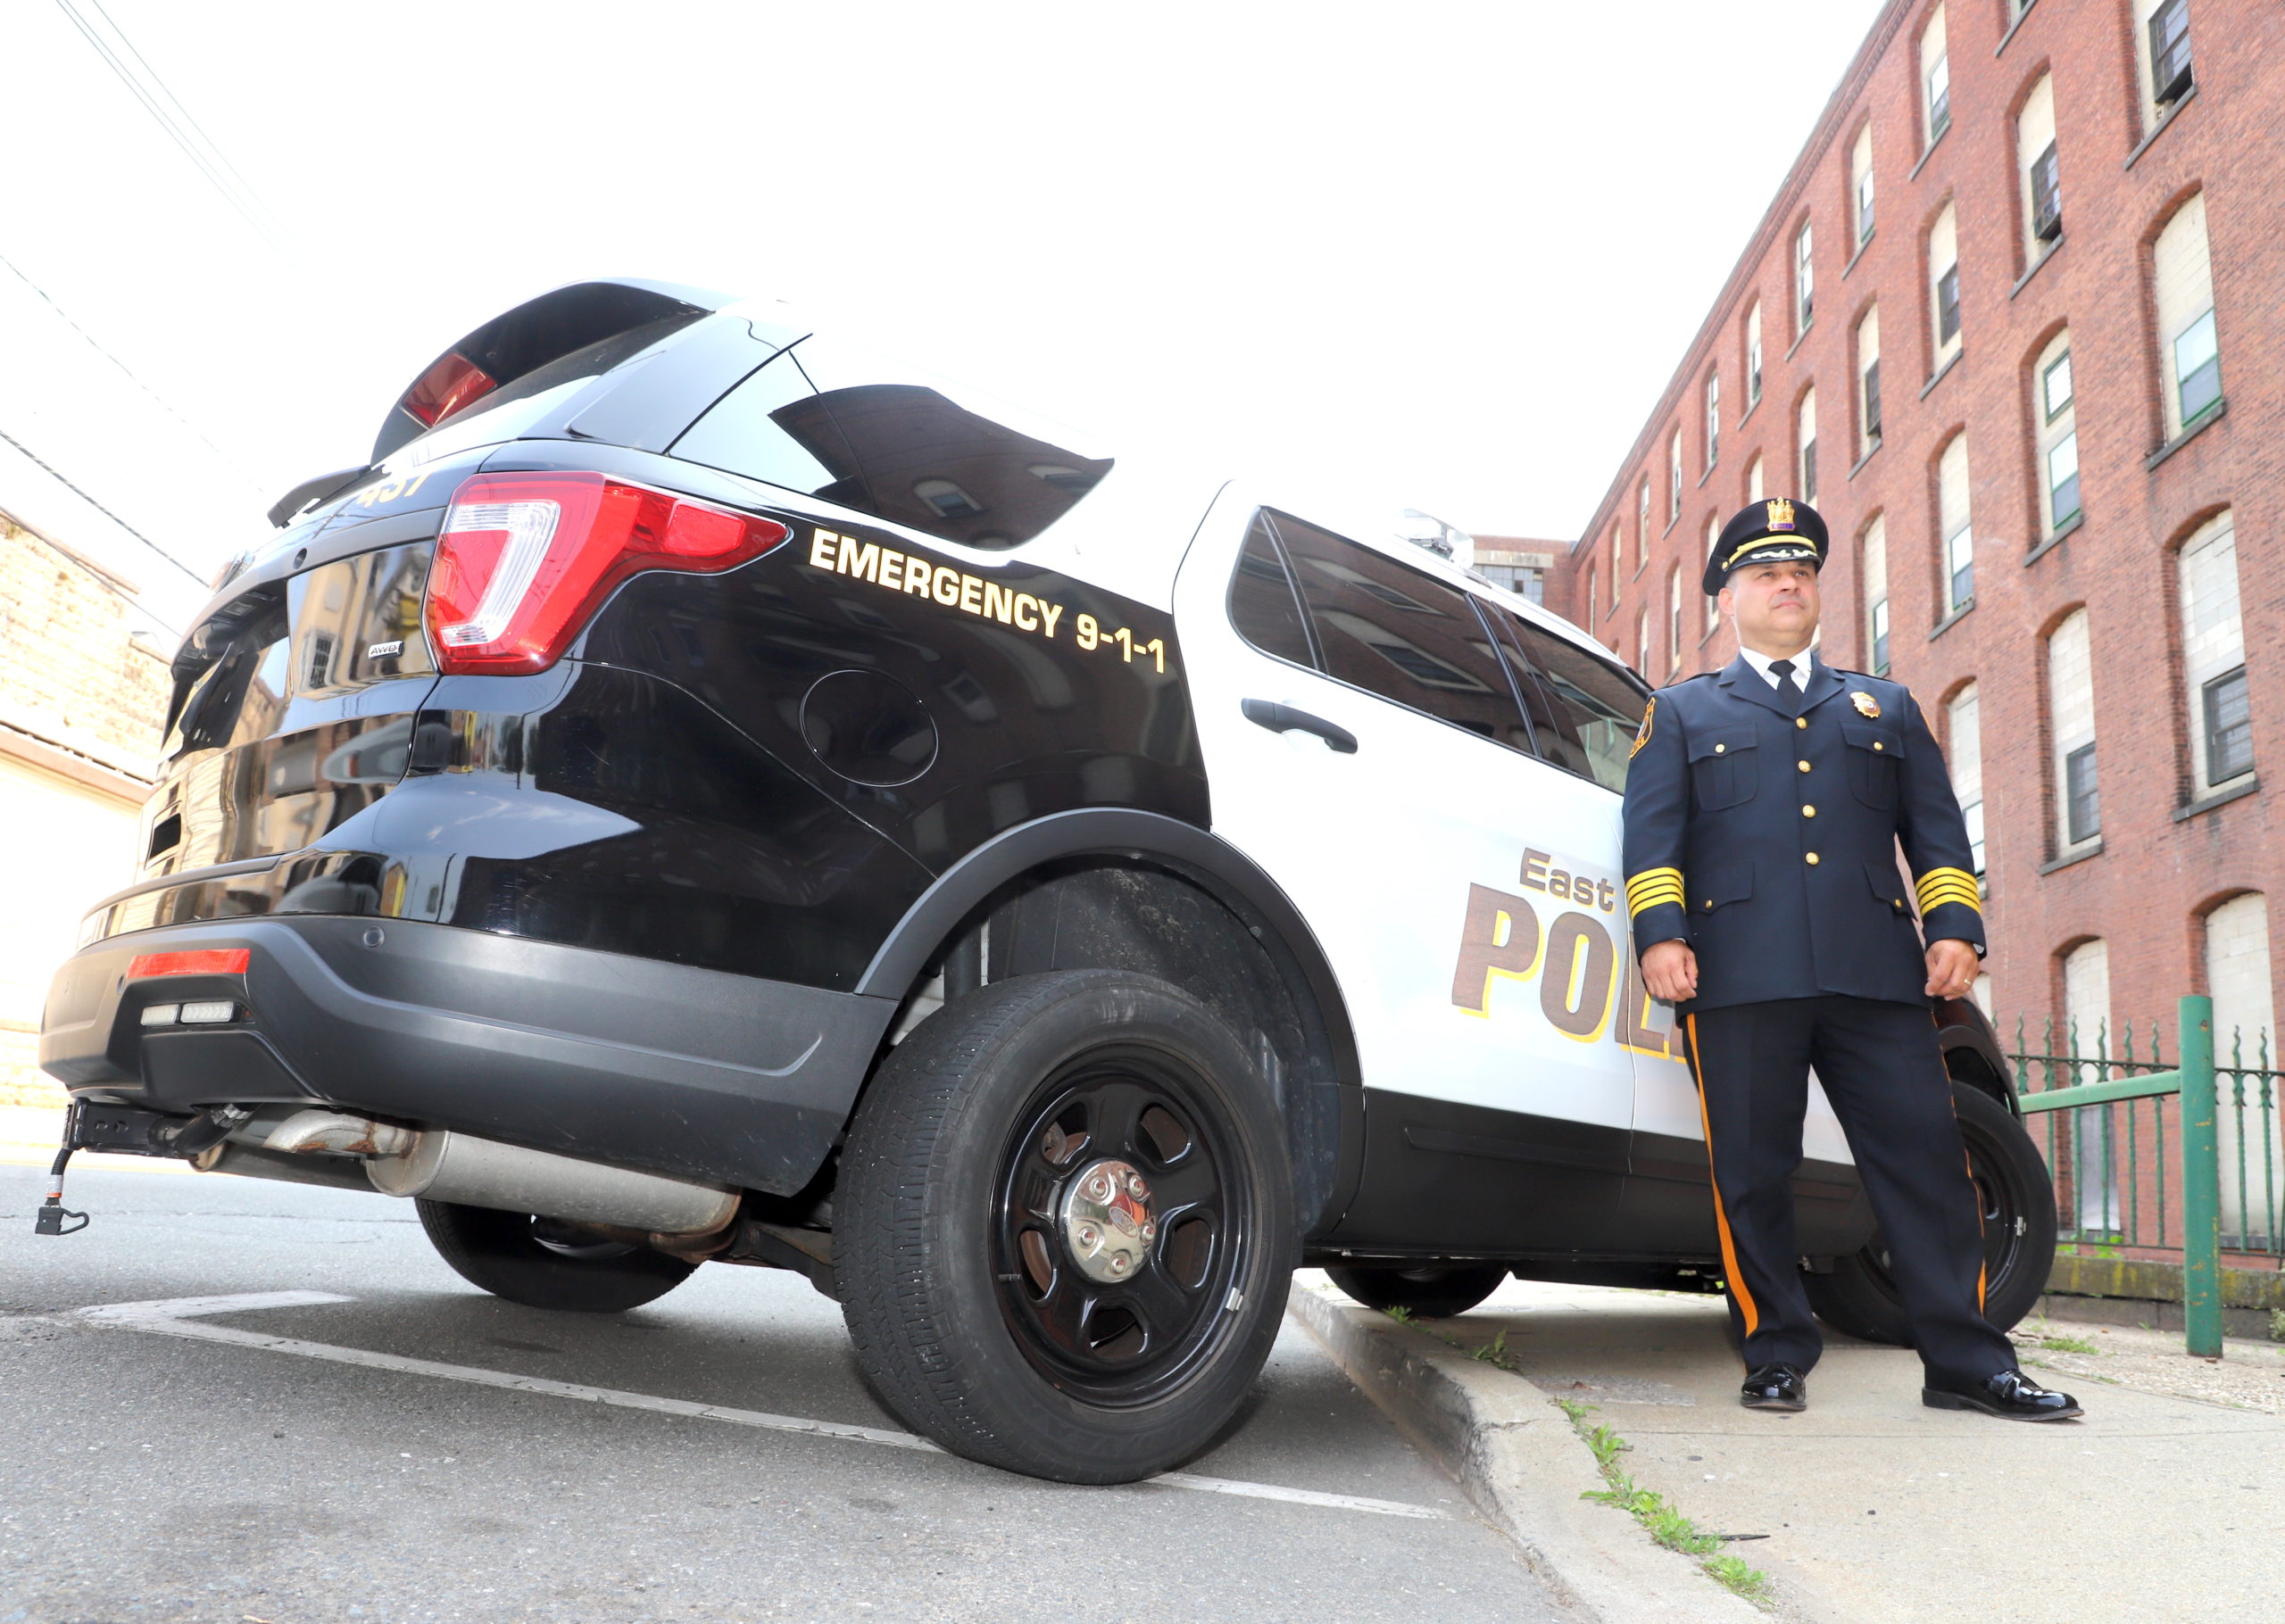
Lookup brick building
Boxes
[1467,535,1563,607]
[1558,0,2284,1097]
[0,510,167,1105]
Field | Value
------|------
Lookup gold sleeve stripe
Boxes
[1626,867,1686,916]
[1626,867,1683,901]
[1915,869,1982,913]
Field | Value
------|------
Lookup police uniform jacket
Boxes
[1621,654,1983,1011]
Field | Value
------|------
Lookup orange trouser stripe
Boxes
[1685,1014,1760,1340]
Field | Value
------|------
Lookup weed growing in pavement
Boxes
[1558,1398,1775,1611]
[2039,1333,2100,1355]
[1379,1313,1774,1607]
[2271,1308,2285,1343]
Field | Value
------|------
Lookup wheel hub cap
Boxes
[1060,1157,1156,1283]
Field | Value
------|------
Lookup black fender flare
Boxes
[854,808,1366,1231]
[1936,996,2018,1117]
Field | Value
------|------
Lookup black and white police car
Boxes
[37,279,2056,1484]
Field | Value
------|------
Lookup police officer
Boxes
[1624,498,2081,1421]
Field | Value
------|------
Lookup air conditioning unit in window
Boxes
[2149,0,2193,104]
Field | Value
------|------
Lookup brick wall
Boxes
[1569,0,2285,1040]
[0,514,166,1106]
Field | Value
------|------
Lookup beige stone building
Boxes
[0,509,167,1105]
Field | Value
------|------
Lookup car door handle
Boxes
[1241,699,1359,754]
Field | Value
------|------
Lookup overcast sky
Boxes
[0,0,1886,634]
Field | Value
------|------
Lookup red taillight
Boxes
[402,351,497,428]
[129,949,250,978]
[425,473,792,675]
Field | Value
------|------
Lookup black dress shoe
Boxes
[1740,1363,1807,1412]
[1923,1369,2084,1421]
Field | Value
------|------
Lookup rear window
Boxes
[669,336,1113,551]
[1260,510,1533,752]
[399,314,702,465]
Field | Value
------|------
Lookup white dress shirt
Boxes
[1738,644,1815,693]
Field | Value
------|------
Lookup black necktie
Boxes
[1769,659,1802,716]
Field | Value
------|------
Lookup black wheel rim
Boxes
[992,1046,1251,1406]
[1857,1116,2029,1300]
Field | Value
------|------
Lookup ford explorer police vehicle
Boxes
[37,279,2054,1484]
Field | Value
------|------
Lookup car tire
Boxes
[1806,1081,2056,1345]
[838,968,1297,1484]
[416,1198,698,1313]
[1325,1264,1509,1319]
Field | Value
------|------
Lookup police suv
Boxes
[37,280,2055,1484]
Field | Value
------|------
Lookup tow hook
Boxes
[33,1104,87,1236]
[32,1101,254,1235]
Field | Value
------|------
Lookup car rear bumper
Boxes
[40,916,899,1195]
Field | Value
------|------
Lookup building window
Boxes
[1922,4,1952,145]
[1638,479,1651,559]
[1864,514,1890,675]
[2065,743,2100,844]
[1948,683,1984,874]
[1667,566,1683,674]
[1938,433,1973,612]
[1929,203,1962,368]
[2148,0,2193,104]
[1798,389,1818,505]
[1795,223,1816,336]
[2155,193,2221,440]
[2038,333,2080,534]
[1745,303,1763,408]
[2180,512,2250,794]
[2019,73,2060,257]
[1586,565,1597,628]
[1636,606,1650,671]
[1857,305,1882,456]
[1669,429,1683,524]
[1705,373,1720,470]
[1704,513,1723,639]
[2049,607,2097,850]
[1746,453,1764,504]
[1851,123,1875,246]
[1611,523,1622,608]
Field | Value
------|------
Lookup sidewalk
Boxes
[1300,1272,2285,1623]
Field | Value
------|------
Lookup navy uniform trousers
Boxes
[1623,654,2017,1386]
[1681,996,2013,1385]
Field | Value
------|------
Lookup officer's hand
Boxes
[1924,939,1979,1000]
[1642,939,1698,1003]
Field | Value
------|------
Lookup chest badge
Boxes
[1851,691,1882,718]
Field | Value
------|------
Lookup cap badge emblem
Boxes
[1766,497,1796,532]
[1851,691,1882,717]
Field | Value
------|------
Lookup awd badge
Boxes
[1851,691,1882,717]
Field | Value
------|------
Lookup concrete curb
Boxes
[1288,1285,1762,1624]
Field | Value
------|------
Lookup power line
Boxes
[0,421,212,601]
[51,0,282,249]
[0,250,265,492]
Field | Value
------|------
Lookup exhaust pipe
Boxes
[366,1129,738,1236]
[226,1110,738,1237]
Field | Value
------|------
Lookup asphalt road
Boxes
[0,1163,1572,1624]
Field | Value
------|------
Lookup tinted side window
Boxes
[1227,514,1316,667]
[1494,613,1649,792]
[1269,511,1530,749]
[669,336,1113,551]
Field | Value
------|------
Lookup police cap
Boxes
[1704,497,1830,594]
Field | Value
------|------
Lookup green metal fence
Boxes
[2005,994,2285,1356]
